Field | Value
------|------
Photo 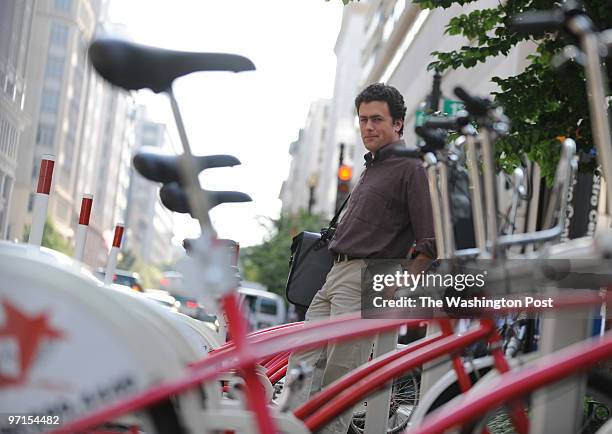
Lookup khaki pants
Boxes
[285,259,375,434]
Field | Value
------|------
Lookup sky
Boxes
[107,0,344,247]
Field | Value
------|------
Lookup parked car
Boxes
[159,271,184,293]
[94,268,143,292]
[159,272,201,317]
[237,286,286,330]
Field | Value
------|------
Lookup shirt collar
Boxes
[363,140,405,167]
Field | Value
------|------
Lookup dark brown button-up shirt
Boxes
[329,140,436,259]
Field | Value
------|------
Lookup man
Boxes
[284,83,436,433]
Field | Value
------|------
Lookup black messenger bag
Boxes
[285,195,351,309]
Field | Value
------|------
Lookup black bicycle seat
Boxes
[159,182,252,214]
[133,148,241,184]
[88,38,255,93]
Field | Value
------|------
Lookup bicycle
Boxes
[404,2,612,432]
[3,7,612,432]
[89,30,608,434]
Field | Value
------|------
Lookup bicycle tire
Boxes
[348,371,420,434]
[450,370,612,434]
[426,366,493,415]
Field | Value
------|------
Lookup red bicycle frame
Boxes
[50,290,610,434]
[50,308,410,433]
[411,331,612,434]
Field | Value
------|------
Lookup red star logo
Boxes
[0,299,64,387]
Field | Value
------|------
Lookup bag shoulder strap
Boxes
[329,193,351,228]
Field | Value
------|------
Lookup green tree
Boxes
[240,211,328,297]
[131,259,164,289]
[339,0,611,184]
[117,248,137,270]
[22,217,74,256]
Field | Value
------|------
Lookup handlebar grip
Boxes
[601,29,612,55]
[415,126,447,150]
[454,86,490,116]
[424,116,469,130]
[509,10,565,35]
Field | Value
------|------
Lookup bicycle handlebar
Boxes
[424,116,470,131]
[415,126,447,150]
[601,29,612,53]
[454,87,491,116]
[509,10,565,35]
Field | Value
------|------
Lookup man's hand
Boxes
[383,253,433,298]
[408,253,434,275]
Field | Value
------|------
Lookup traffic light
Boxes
[336,164,352,211]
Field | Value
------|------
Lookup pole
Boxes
[29,154,55,247]
[104,223,124,286]
[73,194,93,263]
[335,143,346,212]
[428,72,442,112]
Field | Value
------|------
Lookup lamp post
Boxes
[307,174,318,215]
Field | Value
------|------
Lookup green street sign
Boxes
[443,99,464,116]
[415,99,464,127]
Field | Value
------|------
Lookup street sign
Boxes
[414,99,464,128]
[443,99,464,116]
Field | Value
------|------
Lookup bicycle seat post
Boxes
[437,156,456,256]
[507,167,525,236]
[567,15,612,219]
[479,126,501,259]
[166,87,215,235]
[424,152,447,259]
[464,127,488,255]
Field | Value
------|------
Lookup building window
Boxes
[5,80,15,100]
[36,123,55,146]
[3,176,13,199]
[365,11,381,41]
[363,56,375,80]
[382,16,394,42]
[7,126,15,158]
[392,1,405,22]
[54,0,72,11]
[0,119,6,153]
[27,193,34,212]
[49,22,69,47]
[44,55,65,79]
[382,1,405,42]
[40,89,60,113]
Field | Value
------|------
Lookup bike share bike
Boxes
[406,2,612,432]
[235,2,612,431]
[2,2,612,433]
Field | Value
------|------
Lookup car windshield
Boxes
[113,274,136,287]
[260,299,278,315]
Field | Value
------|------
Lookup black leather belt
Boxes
[334,253,361,263]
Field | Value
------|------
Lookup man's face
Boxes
[358,100,402,153]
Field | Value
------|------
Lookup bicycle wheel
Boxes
[0,244,192,434]
[426,366,493,414]
[463,370,612,434]
[348,371,420,434]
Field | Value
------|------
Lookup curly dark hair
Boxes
[355,83,407,136]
